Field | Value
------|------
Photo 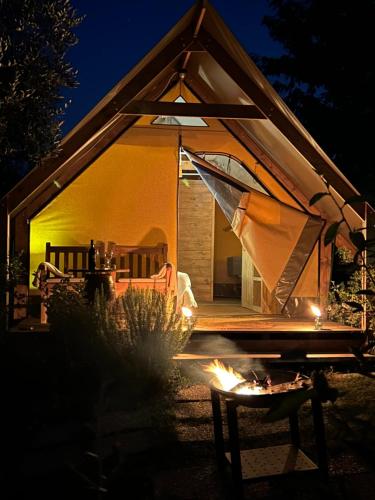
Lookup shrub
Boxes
[0,252,27,330]
[45,283,118,418]
[329,247,375,330]
[45,285,194,417]
[118,288,193,402]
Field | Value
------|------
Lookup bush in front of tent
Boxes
[117,287,193,405]
[45,285,194,420]
[45,283,118,420]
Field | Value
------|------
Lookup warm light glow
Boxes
[235,385,262,395]
[204,359,265,395]
[181,306,193,318]
[204,359,245,392]
[311,305,321,317]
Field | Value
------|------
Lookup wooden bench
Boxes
[108,242,170,296]
[38,242,169,321]
[38,241,105,323]
[45,241,104,277]
[109,242,167,277]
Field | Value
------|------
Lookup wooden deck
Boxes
[10,300,365,358]
[195,314,357,332]
[186,301,364,356]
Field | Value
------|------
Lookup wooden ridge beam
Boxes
[120,101,265,119]
[181,2,207,69]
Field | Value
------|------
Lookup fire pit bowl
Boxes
[205,360,309,408]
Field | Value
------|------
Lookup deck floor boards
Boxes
[10,300,364,356]
[193,302,361,333]
[195,316,358,332]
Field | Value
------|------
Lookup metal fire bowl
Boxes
[211,369,308,408]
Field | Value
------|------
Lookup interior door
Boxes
[241,247,262,312]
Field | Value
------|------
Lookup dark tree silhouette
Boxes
[0,0,82,197]
[260,0,375,198]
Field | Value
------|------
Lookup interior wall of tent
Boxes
[177,177,242,303]
[214,203,242,298]
[29,127,179,290]
[178,178,215,301]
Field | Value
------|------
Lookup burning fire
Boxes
[204,359,264,395]
[204,359,245,392]
[204,359,305,396]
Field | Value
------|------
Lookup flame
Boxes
[235,385,262,395]
[311,305,321,317]
[181,306,193,318]
[204,359,245,391]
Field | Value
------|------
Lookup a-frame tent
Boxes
[0,0,367,320]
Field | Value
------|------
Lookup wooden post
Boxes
[319,227,332,320]
[361,202,370,331]
[0,197,9,332]
[12,211,30,321]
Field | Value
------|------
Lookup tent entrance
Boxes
[179,147,324,315]
[177,150,263,311]
[178,175,261,309]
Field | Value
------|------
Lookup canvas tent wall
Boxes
[30,127,179,289]
[0,1,367,322]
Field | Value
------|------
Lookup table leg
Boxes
[210,389,225,470]
[311,397,328,475]
[226,399,243,500]
[289,411,300,447]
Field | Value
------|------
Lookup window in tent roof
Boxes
[197,153,269,195]
[152,96,208,127]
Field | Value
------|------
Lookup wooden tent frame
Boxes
[0,0,368,324]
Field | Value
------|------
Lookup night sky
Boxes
[64,0,282,134]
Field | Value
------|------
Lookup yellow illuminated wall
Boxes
[30,127,179,288]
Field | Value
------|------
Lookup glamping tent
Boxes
[0,1,369,321]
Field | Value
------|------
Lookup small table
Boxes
[210,384,327,499]
[67,267,131,301]
[83,269,117,302]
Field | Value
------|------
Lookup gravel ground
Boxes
[13,373,375,499]
[150,374,375,499]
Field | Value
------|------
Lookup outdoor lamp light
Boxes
[182,306,193,318]
[311,305,322,330]
[182,306,193,328]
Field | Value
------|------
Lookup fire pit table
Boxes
[207,361,327,499]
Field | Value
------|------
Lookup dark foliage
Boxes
[331,257,361,286]
[0,0,82,197]
[0,252,28,327]
[261,0,375,197]
[310,183,375,342]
